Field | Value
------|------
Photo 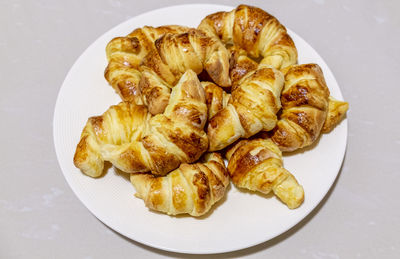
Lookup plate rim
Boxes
[53,3,348,254]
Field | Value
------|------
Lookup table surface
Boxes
[1,0,399,258]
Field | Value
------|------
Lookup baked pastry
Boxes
[74,70,208,177]
[207,65,284,151]
[198,4,297,70]
[270,64,330,152]
[226,138,304,209]
[322,96,349,133]
[139,29,231,115]
[105,25,189,105]
[131,153,229,216]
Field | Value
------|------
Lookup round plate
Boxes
[53,4,347,254]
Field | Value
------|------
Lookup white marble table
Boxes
[1,0,399,258]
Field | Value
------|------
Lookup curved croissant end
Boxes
[131,153,230,216]
[322,96,349,133]
[226,138,304,209]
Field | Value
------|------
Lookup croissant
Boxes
[270,64,330,152]
[198,4,297,70]
[322,96,349,133]
[131,153,230,216]
[207,65,284,151]
[104,25,189,104]
[139,29,231,115]
[226,138,304,209]
[73,70,208,177]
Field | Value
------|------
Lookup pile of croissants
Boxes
[73,5,348,216]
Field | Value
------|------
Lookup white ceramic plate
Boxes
[53,4,347,254]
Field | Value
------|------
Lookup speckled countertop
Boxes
[1,0,399,258]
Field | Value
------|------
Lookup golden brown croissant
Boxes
[198,4,297,70]
[104,25,189,104]
[131,153,230,216]
[74,70,208,177]
[226,138,304,209]
[322,96,349,133]
[270,64,330,152]
[139,29,231,115]
[207,65,284,151]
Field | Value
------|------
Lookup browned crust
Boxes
[229,47,258,86]
[119,146,149,173]
[227,139,276,184]
[73,135,89,166]
[233,5,275,55]
[192,165,211,214]
[155,119,208,163]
